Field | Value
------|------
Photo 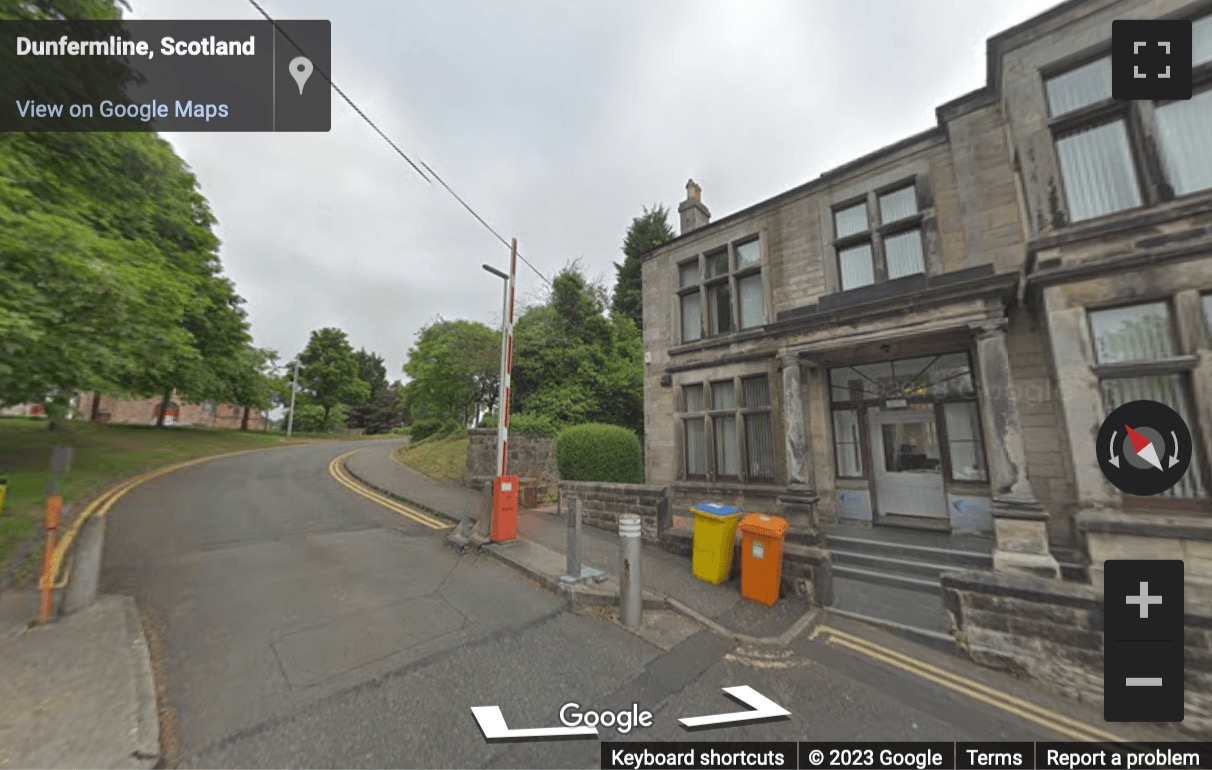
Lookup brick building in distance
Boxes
[2,391,269,431]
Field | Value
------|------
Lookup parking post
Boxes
[566,496,582,578]
[619,515,642,628]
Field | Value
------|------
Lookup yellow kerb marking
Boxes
[810,624,1124,743]
[328,452,450,531]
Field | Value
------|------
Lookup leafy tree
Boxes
[354,349,388,400]
[356,380,407,435]
[346,348,390,431]
[296,327,370,429]
[289,403,347,434]
[610,204,675,330]
[0,2,266,430]
[0,128,249,429]
[2,0,127,22]
[228,347,278,431]
[402,318,499,426]
[511,264,644,437]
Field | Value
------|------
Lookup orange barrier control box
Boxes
[491,474,519,542]
[738,513,788,606]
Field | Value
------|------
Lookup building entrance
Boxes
[868,404,947,521]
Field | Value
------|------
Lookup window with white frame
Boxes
[1045,16,1212,224]
[676,237,764,343]
[679,374,775,481]
[1089,301,1208,501]
[833,181,926,292]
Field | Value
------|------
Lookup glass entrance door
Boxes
[868,405,947,520]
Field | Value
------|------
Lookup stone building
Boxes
[641,0,1212,622]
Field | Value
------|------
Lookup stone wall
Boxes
[558,481,671,544]
[467,428,559,490]
[1079,509,1212,606]
[943,569,1212,736]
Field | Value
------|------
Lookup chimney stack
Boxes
[678,179,711,235]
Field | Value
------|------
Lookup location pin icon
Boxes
[289,56,313,95]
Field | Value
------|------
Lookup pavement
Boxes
[341,444,817,643]
[0,594,159,769]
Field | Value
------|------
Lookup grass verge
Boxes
[394,433,469,483]
[0,417,301,583]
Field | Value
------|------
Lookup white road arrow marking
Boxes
[470,706,598,741]
[678,686,790,729]
[1169,431,1181,468]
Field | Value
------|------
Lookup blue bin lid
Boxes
[694,502,740,516]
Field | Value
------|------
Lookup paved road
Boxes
[100,441,1170,769]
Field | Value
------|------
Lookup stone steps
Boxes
[822,526,995,647]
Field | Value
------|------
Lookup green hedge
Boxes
[480,411,561,437]
[410,418,463,441]
[554,423,643,483]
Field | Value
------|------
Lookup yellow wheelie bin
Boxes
[690,503,741,584]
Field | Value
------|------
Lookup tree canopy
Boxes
[402,318,499,426]
[610,204,675,330]
[295,327,370,429]
[512,265,643,437]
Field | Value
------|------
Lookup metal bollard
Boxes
[566,496,582,578]
[619,515,642,628]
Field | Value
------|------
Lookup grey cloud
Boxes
[128,0,1060,377]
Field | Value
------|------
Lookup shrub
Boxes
[479,411,561,437]
[410,418,462,441]
[555,423,643,483]
[511,412,560,437]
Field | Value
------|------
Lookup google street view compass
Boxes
[1097,399,1193,496]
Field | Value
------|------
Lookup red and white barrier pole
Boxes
[501,237,516,475]
[488,239,520,543]
[495,238,517,477]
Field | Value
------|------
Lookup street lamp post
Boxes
[286,358,300,437]
[483,263,509,476]
[482,239,518,543]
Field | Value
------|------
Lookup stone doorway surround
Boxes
[778,315,1062,580]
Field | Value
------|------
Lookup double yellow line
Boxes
[809,625,1124,742]
[43,448,265,590]
[328,451,451,531]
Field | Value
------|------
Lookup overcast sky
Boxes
[126,0,1060,379]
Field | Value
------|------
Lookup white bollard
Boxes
[619,515,642,628]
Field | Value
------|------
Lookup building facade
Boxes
[2,392,268,430]
[81,391,269,430]
[641,0,1212,599]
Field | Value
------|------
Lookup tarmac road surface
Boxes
[99,441,1179,769]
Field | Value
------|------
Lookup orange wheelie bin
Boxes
[738,513,788,606]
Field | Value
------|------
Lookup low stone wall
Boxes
[942,570,1212,736]
[558,481,671,544]
[781,543,833,608]
[467,428,558,490]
